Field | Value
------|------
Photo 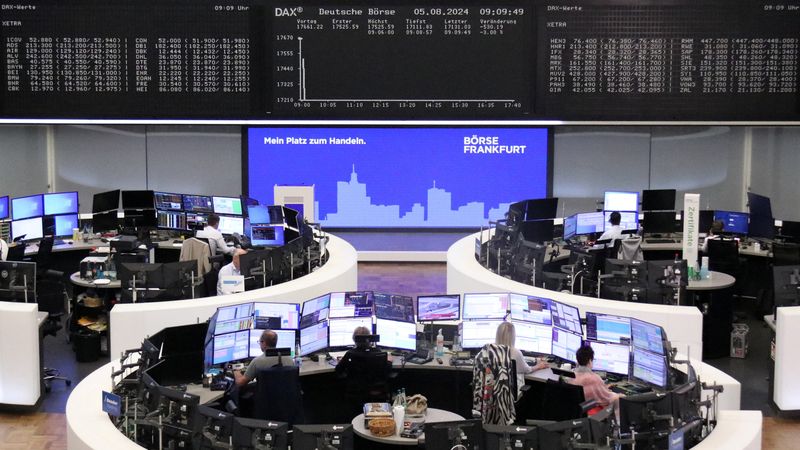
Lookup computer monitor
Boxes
[217,215,244,235]
[518,219,554,243]
[217,302,254,323]
[11,217,43,241]
[373,293,415,323]
[551,327,582,364]
[484,424,537,450]
[11,194,43,220]
[186,212,209,230]
[538,417,594,449]
[211,330,250,365]
[509,294,553,325]
[122,209,158,230]
[292,424,353,450]
[631,318,665,355]
[563,214,578,240]
[0,261,37,301]
[416,294,460,321]
[619,391,673,436]
[92,211,119,233]
[460,319,503,349]
[0,196,9,220]
[576,211,605,235]
[253,302,300,330]
[780,220,800,240]
[156,210,187,230]
[52,214,79,237]
[642,211,676,234]
[246,204,269,224]
[300,294,331,328]
[551,300,581,334]
[698,210,714,235]
[248,329,296,357]
[586,340,630,376]
[329,317,374,348]
[154,192,184,211]
[194,405,235,449]
[157,260,197,300]
[524,198,558,221]
[604,211,639,232]
[299,321,329,356]
[183,194,214,213]
[423,420,482,450]
[713,210,749,235]
[232,417,288,450]
[43,191,79,215]
[772,265,800,308]
[641,189,676,212]
[157,386,201,436]
[92,190,120,213]
[213,196,243,216]
[375,318,416,351]
[585,312,631,344]
[462,293,510,320]
[282,207,300,229]
[512,320,553,355]
[749,215,775,240]
[747,192,772,218]
[249,224,285,246]
[329,291,375,318]
[630,347,669,390]
[121,190,154,210]
[604,191,639,212]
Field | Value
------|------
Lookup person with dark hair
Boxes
[335,326,392,418]
[701,220,725,253]
[234,329,282,387]
[196,212,234,256]
[569,344,622,410]
[597,211,624,243]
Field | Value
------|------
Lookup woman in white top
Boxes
[495,322,549,394]
[0,238,8,261]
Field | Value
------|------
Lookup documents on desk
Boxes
[531,367,560,382]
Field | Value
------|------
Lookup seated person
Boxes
[335,326,392,416]
[495,322,549,395]
[569,344,622,412]
[596,211,624,245]
[196,213,235,256]
[0,237,8,261]
[234,329,283,387]
[216,248,247,296]
[701,220,724,253]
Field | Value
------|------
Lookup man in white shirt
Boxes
[217,248,247,295]
[701,220,725,253]
[597,211,623,244]
[0,238,8,261]
[196,213,234,256]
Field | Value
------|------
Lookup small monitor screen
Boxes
[11,194,43,220]
[713,210,749,235]
[460,320,503,349]
[551,328,582,364]
[183,194,214,213]
[747,192,772,218]
[299,321,329,356]
[154,192,184,211]
[212,330,250,365]
[253,302,300,330]
[374,293,415,323]
[0,196,8,220]
[121,190,155,210]
[247,204,285,225]
[576,212,605,235]
[92,190,120,213]
[417,295,460,321]
[54,214,79,237]
[518,219,554,243]
[329,291,374,318]
[329,317,374,347]
[376,318,417,351]
[186,212,209,229]
[604,191,639,212]
[213,196,244,216]
[524,198,558,221]
[586,312,631,344]
[462,293,509,320]
[643,211,676,234]
[92,211,119,233]
[218,215,244,235]
[44,192,79,215]
[780,220,800,239]
[215,316,253,335]
[631,347,668,389]
[604,211,639,232]
[513,321,553,355]
[157,210,187,230]
[631,318,665,355]
[749,215,775,240]
[11,217,43,241]
[250,224,285,246]
[300,294,330,328]
[586,340,631,376]
[641,189,676,211]
[563,214,577,240]
[249,329,296,358]
[551,300,581,334]
[217,303,253,322]
[509,294,552,325]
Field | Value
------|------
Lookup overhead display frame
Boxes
[0,0,797,121]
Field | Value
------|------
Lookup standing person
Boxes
[197,213,234,256]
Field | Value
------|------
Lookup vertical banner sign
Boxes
[682,193,701,277]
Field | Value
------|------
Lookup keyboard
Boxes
[406,355,433,365]
[610,382,651,395]
[646,239,675,244]
[53,239,67,246]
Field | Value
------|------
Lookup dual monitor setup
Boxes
[1,192,79,242]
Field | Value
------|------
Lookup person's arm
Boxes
[211,231,234,256]
[512,348,533,375]
[236,360,258,387]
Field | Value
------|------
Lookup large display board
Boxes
[247,126,551,228]
[0,0,798,120]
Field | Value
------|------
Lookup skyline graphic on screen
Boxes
[247,127,550,228]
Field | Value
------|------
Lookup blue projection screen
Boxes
[247,127,550,228]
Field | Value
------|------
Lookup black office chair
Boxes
[254,366,304,426]
[337,348,392,419]
[37,272,72,392]
[205,254,225,296]
[5,242,27,262]
[706,238,740,277]
[772,242,800,266]
[537,379,594,422]
[32,236,55,275]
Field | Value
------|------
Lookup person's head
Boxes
[207,213,220,229]
[232,248,247,271]
[495,322,516,348]
[352,326,371,349]
[608,211,621,226]
[259,329,278,353]
[710,220,724,236]
[576,344,594,368]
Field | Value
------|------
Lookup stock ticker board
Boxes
[0,0,798,120]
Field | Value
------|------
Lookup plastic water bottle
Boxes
[435,329,444,358]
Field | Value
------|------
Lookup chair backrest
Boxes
[6,243,26,262]
[36,236,55,272]
[339,349,390,401]
[255,366,304,426]
[37,278,65,316]
[539,380,587,422]
[472,344,517,425]
[707,238,739,274]
[772,242,800,266]
[617,236,643,261]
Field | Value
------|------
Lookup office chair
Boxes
[254,366,304,426]
[32,236,55,275]
[5,242,26,262]
[472,344,520,425]
[706,238,740,277]
[37,272,72,392]
[537,379,594,422]
[772,242,800,266]
[337,348,392,419]
[205,254,225,296]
